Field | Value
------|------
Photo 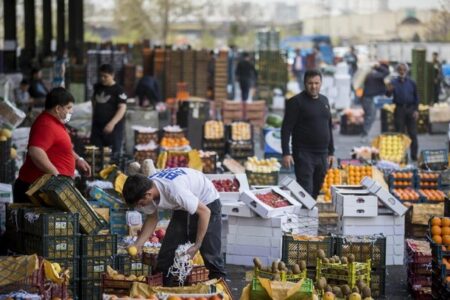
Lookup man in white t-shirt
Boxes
[122,168,226,284]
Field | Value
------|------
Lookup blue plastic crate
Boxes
[110,223,128,236]
[89,186,126,210]
[109,209,127,225]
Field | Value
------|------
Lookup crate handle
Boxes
[250,201,258,208]
[357,209,365,214]
[232,208,240,213]
[298,191,306,198]
[357,198,365,203]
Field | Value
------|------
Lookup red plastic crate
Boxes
[186,265,209,285]
[102,272,163,296]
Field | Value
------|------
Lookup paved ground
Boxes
[224,106,447,299]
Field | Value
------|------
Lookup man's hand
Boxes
[282,155,294,169]
[327,156,334,168]
[76,158,92,177]
[185,243,200,259]
[413,111,419,120]
[103,122,115,134]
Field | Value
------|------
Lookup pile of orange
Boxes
[392,171,414,179]
[392,188,420,202]
[419,172,440,180]
[421,189,446,202]
[321,168,341,201]
[431,217,450,245]
[346,165,372,185]
[160,137,190,149]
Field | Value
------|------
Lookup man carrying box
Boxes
[122,168,226,285]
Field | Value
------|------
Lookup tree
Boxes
[425,0,450,42]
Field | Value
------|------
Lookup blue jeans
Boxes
[361,96,376,136]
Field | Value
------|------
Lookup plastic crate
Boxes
[115,254,152,276]
[335,235,386,269]
[134,130,159,145]
[101,273,162,296]
[80,234,117,258]
[0,159,15,184]
[21,208,79,237]
[409,270,432,287]
[22,233,79,259]
[134,149,159,164]
[81,257,115,281]
[388,170,417,189]
[89,186,126,210]
[5,203,35,233]
[228,140,254,158]
[201,153,217,174]
[417,171,442,189]
[0,256,45,295]
[408,263,433,276]
[80,279,102,300]
[441,169,450,187]
[370,268,386,298]
[420,149,448,170]
[33,175,104,235]
[250,277,271,300]
[406,239,432,265]
[316,258,371,289]
[185,265,209,285]
[411,286,432,300]
[109,209,127,225]
[282,234,334,268]
[246,170,279,186]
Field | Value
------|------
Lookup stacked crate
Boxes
[0,137,15,184]
[20,207,80,297]
[246,100,266,134]
[80,234,118,300]
[194,50,209,98]
[411,49,435,105]
[227,121,254,164]
[406,239,432,299]
[257,51,288,102]
[214,51,228,101]
[153,49,166,100]
[84,146,112,179]
[222,100,243,124]
[335,235,387,298]
[123,64,136,98]
[165,50,183,99]
[182,50,196,96]
[142,48,153,76]
[429,218,450,299]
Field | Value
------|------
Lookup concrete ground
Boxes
[223,107,448,299]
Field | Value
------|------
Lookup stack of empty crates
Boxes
[194,50,209,98]
[165,50,183,100]
[214,51,228,102]
[182,50,196,96]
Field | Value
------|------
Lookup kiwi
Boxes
[341,284,351,296]
[253,257,263,269]
[318,249,326,259]
[329,257,335,264]
[332,286,342,296]
[323,258,330,264]
[272,261,279,273]
[352,286,360,294]
[341,257,348,264]
[325,285,333,292]
[299,260,307,271]
[273,272,281,281]
[287,269,293,275]
[361,286,372,298]
[278,261,286,271]
[318,277,327,290]
[348,254,355,263]
[292,264,301,274]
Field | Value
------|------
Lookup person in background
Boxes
[14,88,91,203]
[281,69,334,199]
[344,46,358,77]
[14,79,31,112]
[432,52,443,104]
[90,64,127,163]
[292,48,305,91]
[52,50,68,88]
[135,75,161,108]
[360,61,390,142]
[386,63,419,161]
[227,45,237,100]
[122,169,226,286]
[28,68,49,108]
[235,52,257,102]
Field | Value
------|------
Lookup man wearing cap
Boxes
[386,63,419,161]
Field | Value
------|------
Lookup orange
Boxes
[432,225,442,235]
[442,218,450,227]
[433,235,443,244]
[443,235,450,245]
[432,217,442,226]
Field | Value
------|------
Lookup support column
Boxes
[68,0,84,64]
[24,0,36,59]
[42,0,52,57]
[57,0,66,56]
[3,0,17,72]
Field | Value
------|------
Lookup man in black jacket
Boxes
[281,69,334,199]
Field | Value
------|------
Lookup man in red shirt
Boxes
[14,87,91,203]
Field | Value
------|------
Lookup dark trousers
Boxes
[394,105,418,161]
[293,150,328,199]
[239,80,251,102]
[90,124,124,163]
[156,199,226,285]
[13,178,32,203]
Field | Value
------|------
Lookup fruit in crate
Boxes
[346,165,372,185]
[321,169,341,201]
[204,120,224,139]
[418,172,440,180]
[231,122,251,141]
[211,178,240,192]
[166,154,188,168]
[199,151,216,173]
[378,135,404,162]
[160,137,190,148]
[255,191,291,208]
[245,156,281,173]
[430,217,450,245]
[419,189,445,201]
[393,188,420,201]
[392,171,414,179]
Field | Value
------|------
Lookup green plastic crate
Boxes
[22,233,79,259]
[21,207,79,237]
[80,234,117,258]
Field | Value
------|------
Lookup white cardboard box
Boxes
[222,201,256,218]
[331,185,367,201]
[361,177,407,216]
[341,215,405,226]
[206,173,250,202]
[279,176,316,209]
[240,187,302,218]
[0,183,13,204]
[226,234,282,248]
[227,215,281,227]
[226,254,280,267]
[336,193,378,217]
[228,224,283,238]
[227,244,282,258]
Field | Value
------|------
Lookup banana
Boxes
[44,260,64,284]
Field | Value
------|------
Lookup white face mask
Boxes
[139,200,158,215]
[63,113,72,124]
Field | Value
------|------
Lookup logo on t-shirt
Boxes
[95,91,111,104]
[151,168,187,180]
[119,93,127,100]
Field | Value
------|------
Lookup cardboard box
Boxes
[336,193,378,217]
[225,254,279,267]
[240,187,302,218]
[206,173,250,202]
[222,202,256,218]
[226,244,281,258]
[228,224,283,238]
[279,176,316,210]
[226,234,282,248]
[228,215,282,227]
[361,177,407,216]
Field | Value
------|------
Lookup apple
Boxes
[155,229,166,240]
[149,236,159,243]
